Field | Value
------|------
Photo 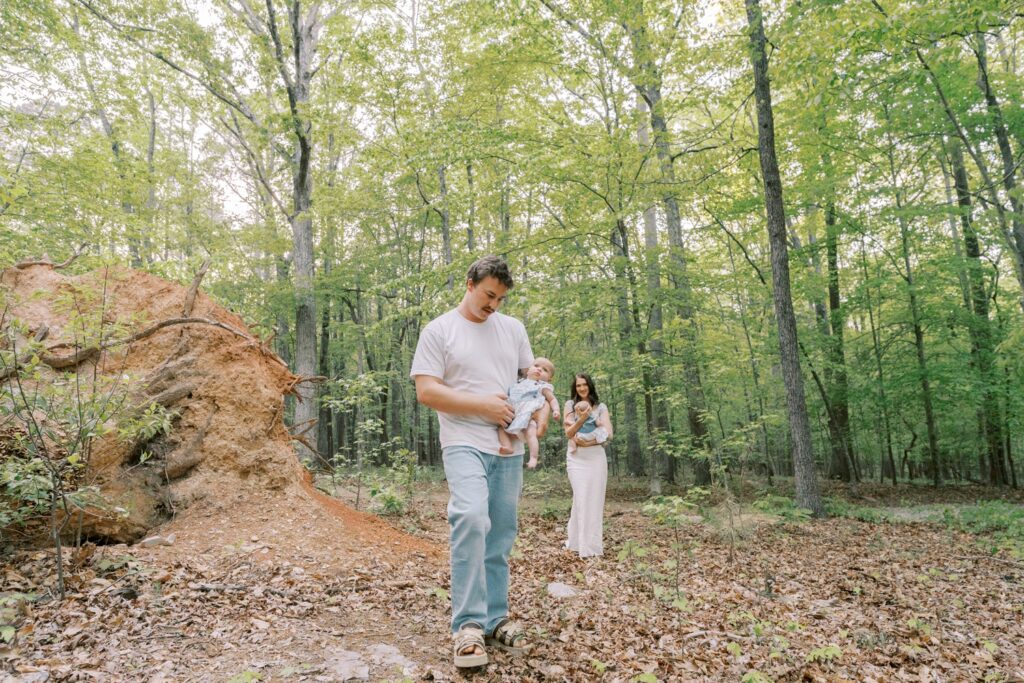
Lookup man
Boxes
[410,255,540,668]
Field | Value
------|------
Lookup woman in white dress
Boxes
[563,373,613,558]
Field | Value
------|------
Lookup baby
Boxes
[499,357,560,468]
[567,400,608,454]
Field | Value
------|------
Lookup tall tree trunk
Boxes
[143,87,157,265]
[438,166,453,289]
[611,219,645,478]
[278,1,322,463]
[636,96,668,481]
[745,0,823,515]
[466,161,476,251]
[625,7,710,486]
[948,138,1007,485]
[824,203,858,481]
[725,241,774,480]
[974,32,1024,313]
[883,112,940,486]
[859,242,897,486]
[317,299,333,463]
[901,23,1024,310]
[808,226,849,482]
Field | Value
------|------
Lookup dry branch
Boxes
[40,346,100,369]
[284,374,327,397]
[27,317,251,375]
[290,432,332,469]
[0,325,56,380]
[108,317,250,348]
[165,407,217,480]
[182,260,211,318]
[14,245,88,270]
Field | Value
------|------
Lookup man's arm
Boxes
[414,375,515,427]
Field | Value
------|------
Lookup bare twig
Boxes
[182,260,211,318]
[13,245,89,270]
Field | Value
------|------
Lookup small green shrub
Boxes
[753,494,812,522]
[942,501,1024,559]
[806,644,842,663]
[825,497,890,523]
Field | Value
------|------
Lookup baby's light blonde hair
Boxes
[535,356,555,378]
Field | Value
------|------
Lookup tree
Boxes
[744,0,823,515]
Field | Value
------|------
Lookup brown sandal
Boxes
[486,618,532,654]
[453,623,488,668]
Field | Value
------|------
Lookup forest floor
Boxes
[2,474,1023,682]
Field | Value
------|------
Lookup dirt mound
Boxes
[0,262,439,562]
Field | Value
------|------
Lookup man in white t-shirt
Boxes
[411,255,539,668]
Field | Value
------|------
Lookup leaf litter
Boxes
[3,480,1023,682]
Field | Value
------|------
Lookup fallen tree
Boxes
[1,261,310,544]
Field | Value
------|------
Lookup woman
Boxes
[563,373,612,558]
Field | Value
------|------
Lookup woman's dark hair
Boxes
[466,255,514,289]
[570,373,598,406]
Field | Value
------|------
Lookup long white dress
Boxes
[564,401,608,558]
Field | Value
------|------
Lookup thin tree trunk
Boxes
[317,300,333,463]
[438,165,453,289]
[948,138,1006,485]
[637,96,668,481]
[808,225,849,482]
[626,11,710,487]
[611,219,645,477]
[727,242,774,481]
[860,242,897,486]
[745,0,823,515]
[824,203,858,481]
[466,161,475,251]
[974,32,1024,313]
[883,110,940,486]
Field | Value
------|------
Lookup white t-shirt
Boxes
[410,309,534,455]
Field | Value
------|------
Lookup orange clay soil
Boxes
[0,262,441,566]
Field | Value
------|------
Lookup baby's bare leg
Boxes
[525,420,540,468]
[498,427,514,455]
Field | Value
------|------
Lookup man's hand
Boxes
[480,393,515,427]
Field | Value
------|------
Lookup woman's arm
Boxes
[597,404,613,440]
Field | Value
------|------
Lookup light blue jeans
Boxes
[442,445,523,634]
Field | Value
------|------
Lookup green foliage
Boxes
[642,494,703,526]
[226,672,262,683]
[0,592,37,644]
[906,617,932,636]
[631,674,659,683]
[0,457,51,530]
[118,403,175,449]
[360,440,420,516]
[3,0,1024,497]
[741,672,773,683]
[753,494,812,522]
[942,502,1024,559]
[806,644,843,664]
[825,498,891,523]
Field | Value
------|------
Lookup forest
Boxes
[2,0,1024,681]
